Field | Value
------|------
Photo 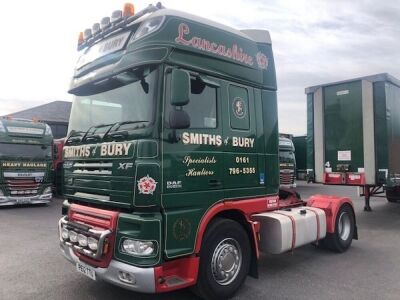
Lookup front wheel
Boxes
[193,218,251,300]
[320,204,355,253]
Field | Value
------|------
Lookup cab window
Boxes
[166,74,217,129]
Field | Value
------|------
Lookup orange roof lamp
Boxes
[78,32,84,46]
[123,3,135,17]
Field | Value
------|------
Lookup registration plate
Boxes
[16,198,31,205]
[76,262,96,280]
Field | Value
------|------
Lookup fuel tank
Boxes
[253,207,327,254]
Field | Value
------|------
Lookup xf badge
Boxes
[118,162,133,170]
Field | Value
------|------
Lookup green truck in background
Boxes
[58,3,357,299]
[0,118,53,206]
[306,73,400,211]
[278,136,296,187]
[292,135,307,180]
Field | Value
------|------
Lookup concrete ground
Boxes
[1,182,400,300]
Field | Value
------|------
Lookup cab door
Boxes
[162,67,224,258]
[222,83,264,198]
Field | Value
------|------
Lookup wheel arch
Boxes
[307,194,357,239]
[194,203,263,279]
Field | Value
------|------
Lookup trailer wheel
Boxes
[321,204,354,253]
[386,188,400,203]
[193,218,251,300]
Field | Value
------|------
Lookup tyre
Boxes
[386,188,400,203]
[320,204,355,253]
[193,218,251,300]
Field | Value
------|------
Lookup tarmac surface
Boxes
[1,181,400,300]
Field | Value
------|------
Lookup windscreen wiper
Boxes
[65,130,85,145]
[102,120,149,140]
[81,123,114,142]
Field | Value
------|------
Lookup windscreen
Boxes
[279,151,295,164]
[68,66,158,135]
[0,143,52,159]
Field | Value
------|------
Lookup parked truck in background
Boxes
[53,138,65,195]
[0,118,53,206]
[306,73,400,211]
[278,137,296,187]
[58,3,357,299]
[292,135,307,180]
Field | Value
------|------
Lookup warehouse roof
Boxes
[305,73,400,94]
[3,101,72,123]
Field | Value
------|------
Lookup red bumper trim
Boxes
[324,172,365,185]
[68,204,119,268]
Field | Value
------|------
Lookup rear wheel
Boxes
[386,188,400,203]
[193,218,251,300]
[320,204,355,253]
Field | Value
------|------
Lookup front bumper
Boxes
[0,193,52,206]
[59,242,156,293]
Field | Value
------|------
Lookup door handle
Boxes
[208,179,222,187]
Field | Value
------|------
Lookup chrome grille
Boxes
[72,162,113,175]
[280,172,295,185]
[6,178,40,196]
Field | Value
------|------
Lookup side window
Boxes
[166,73,217,129]
[229,85,250,130]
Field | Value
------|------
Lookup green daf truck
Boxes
[0,118,53,206]
[278,137,296,187]
[58,3,357,299]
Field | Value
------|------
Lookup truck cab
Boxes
[58,4,356,299]
[279,137,296,187]
[0,118,53,206]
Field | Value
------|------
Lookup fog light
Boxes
[88,237,98,251]
[69,230,78,243]
[118,271,136,284]
[78,234,88,247]
[122,239,155,256]
[61,227,69,240]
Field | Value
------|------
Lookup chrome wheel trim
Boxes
[338,211,351,241]
[211,238,242,286]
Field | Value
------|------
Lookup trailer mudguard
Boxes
[307,194,356,237]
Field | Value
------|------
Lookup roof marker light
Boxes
[111,10,123,23]
[92,23,100,35]
[78,32,84,45]
[123,3,135,17]
[100,17,111,30]
[83,28,92,40]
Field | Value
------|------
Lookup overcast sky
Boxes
[0,0,399,135]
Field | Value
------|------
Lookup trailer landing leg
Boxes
[364,186,371,212]
[361,185,384,212]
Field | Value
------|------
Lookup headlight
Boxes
[121,239,155,256]
[88,237,99,251]
[43,187,52,195]
[61,227,69,240]
[69,230,78,243]
[78,234,88,247]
